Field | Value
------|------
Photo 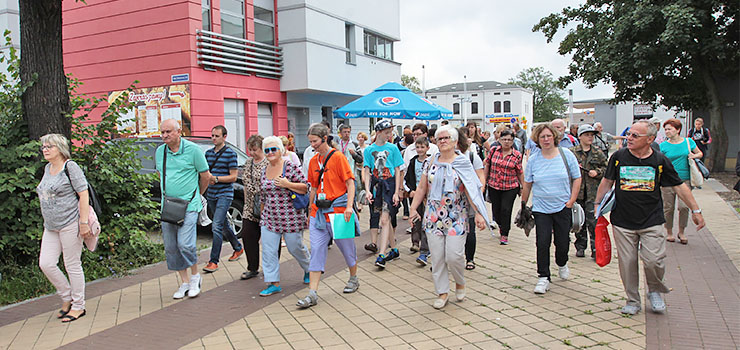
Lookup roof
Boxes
[428,80,523,93]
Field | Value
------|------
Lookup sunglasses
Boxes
[264,147,280,154]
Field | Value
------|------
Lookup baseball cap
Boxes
[374,119,393,131]
[577,124,597,137]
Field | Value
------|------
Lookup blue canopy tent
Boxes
[333,82,453,120]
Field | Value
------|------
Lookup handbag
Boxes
[160,147,196,226]
[695,159,710,179]
[559,148,584,233]
[282,161,309,209]
[595,216,612,267]
[63,161,102,251]
[686,139,704,187]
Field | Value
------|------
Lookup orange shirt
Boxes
[308,149,355,218]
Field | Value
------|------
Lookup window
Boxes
[494,101,501,113]
[453,103,460,115]
[503,92,511,95]
[430,96,437,99]
[253,5,274,45]
[494,92,500,95]
[472,93,478,97]
[258,103,273,135]
[202,0,211,31]
[345,24,356,64]
[471,102,479,114]
[452,94,459,98]
[503,100,511,113]
[221,0,245,38]
[364,31,393,60]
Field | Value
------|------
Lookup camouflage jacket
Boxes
[569,144,607,202]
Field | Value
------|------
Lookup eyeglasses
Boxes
[40,145,55,151]
[264,147,279,154]
[626,132,648,138]
[499,138,514,142]
[412,132,424,137]
[538,134,554,139]
[436,136,452,143]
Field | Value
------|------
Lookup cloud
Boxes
[396,0,615,100]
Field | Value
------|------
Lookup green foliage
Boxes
[401,74,422,93]
[0,31,163,305]
[508,67,567,122]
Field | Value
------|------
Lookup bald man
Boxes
[156,119,211,300]
[551,119,577,148]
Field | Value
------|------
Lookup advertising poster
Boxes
[108,84,191,136]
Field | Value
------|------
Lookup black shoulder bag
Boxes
[161,147,197,226]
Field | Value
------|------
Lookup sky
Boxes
[395,0,615,101]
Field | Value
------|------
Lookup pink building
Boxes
[63,0,286,149]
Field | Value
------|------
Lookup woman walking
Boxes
[257,136,311,296]
[520,124,581,295]
[660,118,702,244]
[484,129,523,245]
[37,134,91,322]
[241,135,268,280]
[408,125,489,309]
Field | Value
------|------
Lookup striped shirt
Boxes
[524,148,581,214]
[205,146,238,200]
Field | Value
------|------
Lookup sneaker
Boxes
[533,277,550,294]
[410,244,420,253]
[202,262,219,273]
[303,272,310,284]
[416,254,428,266]
[364,243,378,253]
[576,249,585,258]
[500,236,508,245]
[648,292,666,313]
[173,283,189,299]
[259,284,282,296]
[621,304,640,315]
[385,248,400,261]
[296,292,318,309]
[343,276,359,293]
[558,265,570,280]
[228,248,244,262]
[375,255,386,268]
[188,274,202,297]
[490,221,499,231]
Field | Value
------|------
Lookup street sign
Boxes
[171,73,190,83]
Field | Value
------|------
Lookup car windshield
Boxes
[125,138,249,170]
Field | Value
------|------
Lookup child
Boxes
[363,119,404,269]
[404,137,431,266]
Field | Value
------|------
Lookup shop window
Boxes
[471,102,479,114]
[202,0,211,31]
[453,103,460,115]
[503,100,511,113]
[221,0,245,38]
[494,101,501,113]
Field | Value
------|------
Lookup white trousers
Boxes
[426,232,466,295]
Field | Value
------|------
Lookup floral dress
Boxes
[424,161,469,236]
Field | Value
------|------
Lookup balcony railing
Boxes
[196,30,283,79]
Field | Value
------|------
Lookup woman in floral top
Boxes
[257,136,311,297]
[408,125,490,309]
[484,129,524,245]
[240,135,268,281]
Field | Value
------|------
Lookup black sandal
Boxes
[61,310,86,323]
[465,261,476,270]
[57,307,71,319]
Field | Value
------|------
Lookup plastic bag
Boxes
[595,216,612,267]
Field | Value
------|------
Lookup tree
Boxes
[19,0,71,140]
[509,67,567,122]
[401,74,422,93]
[534,0,739,171]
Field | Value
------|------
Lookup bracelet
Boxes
[691,209,702,214]
[80,222,88,225]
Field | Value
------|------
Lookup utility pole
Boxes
[422,65,426,98]
[568,89,574,125]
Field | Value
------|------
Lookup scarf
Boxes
[427,152,491,227]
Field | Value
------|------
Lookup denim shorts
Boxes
[161,211,199,271]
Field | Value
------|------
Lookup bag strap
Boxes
[317,149,337,188]
[208,146,228,171]
[63,160,81,201]
[558,147,573,184]
[162,147,196,202]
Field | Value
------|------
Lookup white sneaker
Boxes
[533,277,550,294]
[173,283,189,299]
[558,265,570,280]
[188,274,202,297]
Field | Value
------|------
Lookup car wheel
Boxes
[228,202,244,239]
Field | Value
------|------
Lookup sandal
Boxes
[678,235,688,245]
[364,243,378,253]
[61,310,86,323]
[57,307,71,319]
[465,261,476,270]
[666,236,676,242]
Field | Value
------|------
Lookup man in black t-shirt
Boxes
[594,120,705,316]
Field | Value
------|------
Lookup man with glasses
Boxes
[594,120,705,315]
[202,125,244,273]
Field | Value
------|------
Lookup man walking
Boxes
[513,122,527,150]
[551,119,577,148]
[202,125,244,273]
[338,124,364,196]
[595,120,705,315]
[156,119,211,299]
[570,125,607,259]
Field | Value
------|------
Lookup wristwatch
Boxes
[215,176,219,183]
[691,209,702,214]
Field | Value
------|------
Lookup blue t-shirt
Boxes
[155,138,209,212]
[659,138,697,181]
[559,134,577,148]
[205,146,239,199]
[363,142,404,179]
[524,148,581,214]
[414,158,425,187]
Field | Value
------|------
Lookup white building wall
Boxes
[427,87,533,133]
[0,0,20,75]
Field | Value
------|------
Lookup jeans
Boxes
[162,211,199,271]
[208,196,242,264]
[533,207,571,279]
[261,227,310,283]
[574,199,596,253]
[410,203,429,255]
[489,186,519,237]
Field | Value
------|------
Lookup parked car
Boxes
[118,137,248,238]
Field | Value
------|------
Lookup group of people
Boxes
[35,114,709,322]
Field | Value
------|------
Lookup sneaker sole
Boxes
[375,262,386,269]
[260,291,281,297]
[416,259,427,266]
[202,268,218,273]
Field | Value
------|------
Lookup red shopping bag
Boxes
[595,216,611,267]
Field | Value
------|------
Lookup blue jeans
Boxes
[208,196,242,264]
[260,227,310,283]
[162,211,199,271]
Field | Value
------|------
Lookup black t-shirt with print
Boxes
[604,148,683,230]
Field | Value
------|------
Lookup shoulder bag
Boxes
[161,147,196,226]
[64,161,101,251]
[686,139,704,187]
[282,161,309,209]
[559,148,584,233]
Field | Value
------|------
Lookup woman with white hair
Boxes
[37,134,92,322]
[408,125,490,309]
[257,136,311,296]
